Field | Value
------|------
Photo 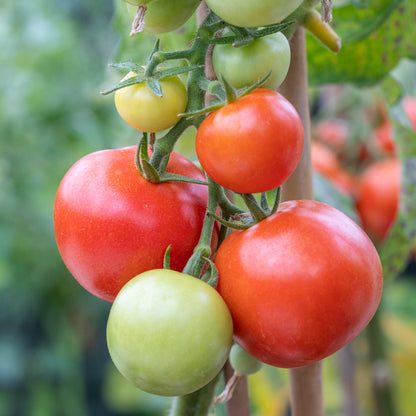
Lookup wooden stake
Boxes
[279,27,325,416]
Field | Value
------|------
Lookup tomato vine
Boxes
[52,1,392,415]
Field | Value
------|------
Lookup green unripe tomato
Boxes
[212,32,291,91]
[127,0,199,34]
[229,344,264,375]
[114,71,187,133]
[106,269,233,397]
[204,0,304,27]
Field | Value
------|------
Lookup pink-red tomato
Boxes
[311,141,356,195]
[355,158,400,243]
[372,121,396,156]
[215,200,383,368]
[54,146,213,302]
[195,89,304,193]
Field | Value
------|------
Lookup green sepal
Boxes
[100,74,146,95]
[200,257,219,288]
[146,77,163,97]
[219,73,237,103]
[250,21,295,38]
[101,63,201,97]
[153,65,204,80]
[181,71,271,117]
[270,187,281,216]
[108,62,145,74]
[163,245,172,270]
[158,173,208,185]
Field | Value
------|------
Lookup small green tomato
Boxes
[114,71,187,133]
[229,343,264,375]
[106,269,233,396]
[212,32,291,91]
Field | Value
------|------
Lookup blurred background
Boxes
[1,0,415,415]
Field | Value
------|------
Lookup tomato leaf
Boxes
[331,0,402,45]
[379,102,416,279]
[308,0,416,86]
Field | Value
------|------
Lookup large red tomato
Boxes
[54,146,212,302]
[215,200,383,368]
[195,89,304,194]
[355,158,400,243]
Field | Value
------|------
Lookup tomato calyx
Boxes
[135,133,209,185]
[181,70,272,118]
[209,188,282,231]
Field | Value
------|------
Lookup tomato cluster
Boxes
[53,1,385,403]
[312,94,416,244]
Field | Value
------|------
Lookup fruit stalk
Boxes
[279,27,325,416]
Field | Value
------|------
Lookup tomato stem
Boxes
[169,372,221,416]
[240,193,268,223]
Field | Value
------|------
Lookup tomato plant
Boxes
[355,158,400,243]
[126,0,200,34]
[215,200,383,368]
[54,146,213,302]
[212,32,291,90]
[106,269,233,396]
[114,71,187,132]
[204,0,304,28]
[195,89,304,193]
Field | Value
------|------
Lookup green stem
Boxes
[169,372,221,416]
[149,38,209,171]
[182,178,222,279]
[240,193,268,223]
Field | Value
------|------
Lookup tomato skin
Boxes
[215,200,383,368]
[107,269,233,396]
[114,72,187,133]
[54,146,212,302]
[212,32,290,90]
[195,89,304,193]
[205,0,303,28]
[356,158,400,243]
[127,0,200,33]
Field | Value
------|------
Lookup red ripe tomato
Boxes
[54,146,212,302]
[313,119,349,152]
[372,121,396,155]
[215,200,383,368]
[355,158,400,243]
[311,141,356,195]
[195,89,304,193]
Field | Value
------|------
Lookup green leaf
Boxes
[308,0,416,86]
[331,0,402,45]
[380,102,416,279]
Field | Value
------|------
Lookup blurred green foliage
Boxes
[1,0,416,415]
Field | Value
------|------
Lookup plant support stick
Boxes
[279,27,325,416]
